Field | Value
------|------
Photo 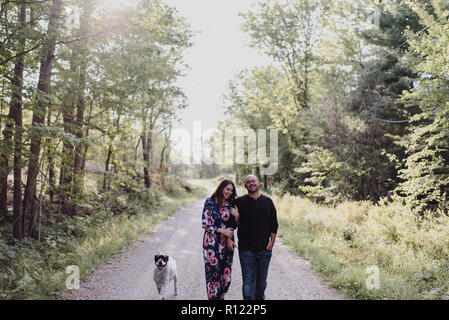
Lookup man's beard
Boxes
[247,186,259,194]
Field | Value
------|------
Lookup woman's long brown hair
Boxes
[210,179,237,208]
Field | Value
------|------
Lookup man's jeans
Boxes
[238,249,272,300]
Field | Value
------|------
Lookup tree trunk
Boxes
[22,0,62,238]
[72,87,86,196]
[133,137,141,176]
[1,5,27,239]
[0,113,12,217]
[142,137,150,188]
[103,143,112,191]
[46,109,55,203]
[159,140,167,172]
[72,1,92,197]
[12,5,26,239]
[159,137,168,186]
[58,59,77,204]
[81,99,94,173]
[146,129,153,188]
[103,115,120,191]
[141,121,150,188]
[0,4,27,216]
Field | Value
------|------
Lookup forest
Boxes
[223,0,449,215]
[0,0,200,298]
[0,0,448,299]
[219,0,449,299]
[1,0,193,240]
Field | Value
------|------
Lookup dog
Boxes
[153,253,178,300]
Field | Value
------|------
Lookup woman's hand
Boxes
[226,237,236,251]
[219,227,234,238]
[230,207,239,222]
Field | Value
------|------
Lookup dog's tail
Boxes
[156,244,162,255]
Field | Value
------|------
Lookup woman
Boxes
[202,179,239,300]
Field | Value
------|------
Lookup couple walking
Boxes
[201,174,279,300]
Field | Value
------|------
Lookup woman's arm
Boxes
[202,200,218,234]
[202,199,234,237]
[231,206,239,223]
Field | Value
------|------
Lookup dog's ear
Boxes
[164,255,169,261]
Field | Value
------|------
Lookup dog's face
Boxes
[154,255,169,270]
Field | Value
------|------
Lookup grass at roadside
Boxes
[0,182,206,300]
[274,193,449,300]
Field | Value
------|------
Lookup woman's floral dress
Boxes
[202,198,234,300]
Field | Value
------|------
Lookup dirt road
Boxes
[65,183,344,300]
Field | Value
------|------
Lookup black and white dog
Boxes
[154,252,178,300]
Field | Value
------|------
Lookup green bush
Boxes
[275,192,449,299]
[0,182,205,299]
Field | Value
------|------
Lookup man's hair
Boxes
[244,174,259,183]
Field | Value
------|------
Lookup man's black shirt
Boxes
[227,194,278,252]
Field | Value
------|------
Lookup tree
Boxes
[72,0,95,197]
[0,4,27,240]
[0,0,193,240]
[22,0,63,238]
[242,0,329,110]
[396,0,449,212]
[223,66,300,190]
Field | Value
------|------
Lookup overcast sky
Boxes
[162,0,271,134]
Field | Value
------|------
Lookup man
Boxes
[227,174,278,300]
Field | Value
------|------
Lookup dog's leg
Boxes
[160,283,167,300]
[174,275,178,296]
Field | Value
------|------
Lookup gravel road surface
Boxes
[65,183,344,300]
